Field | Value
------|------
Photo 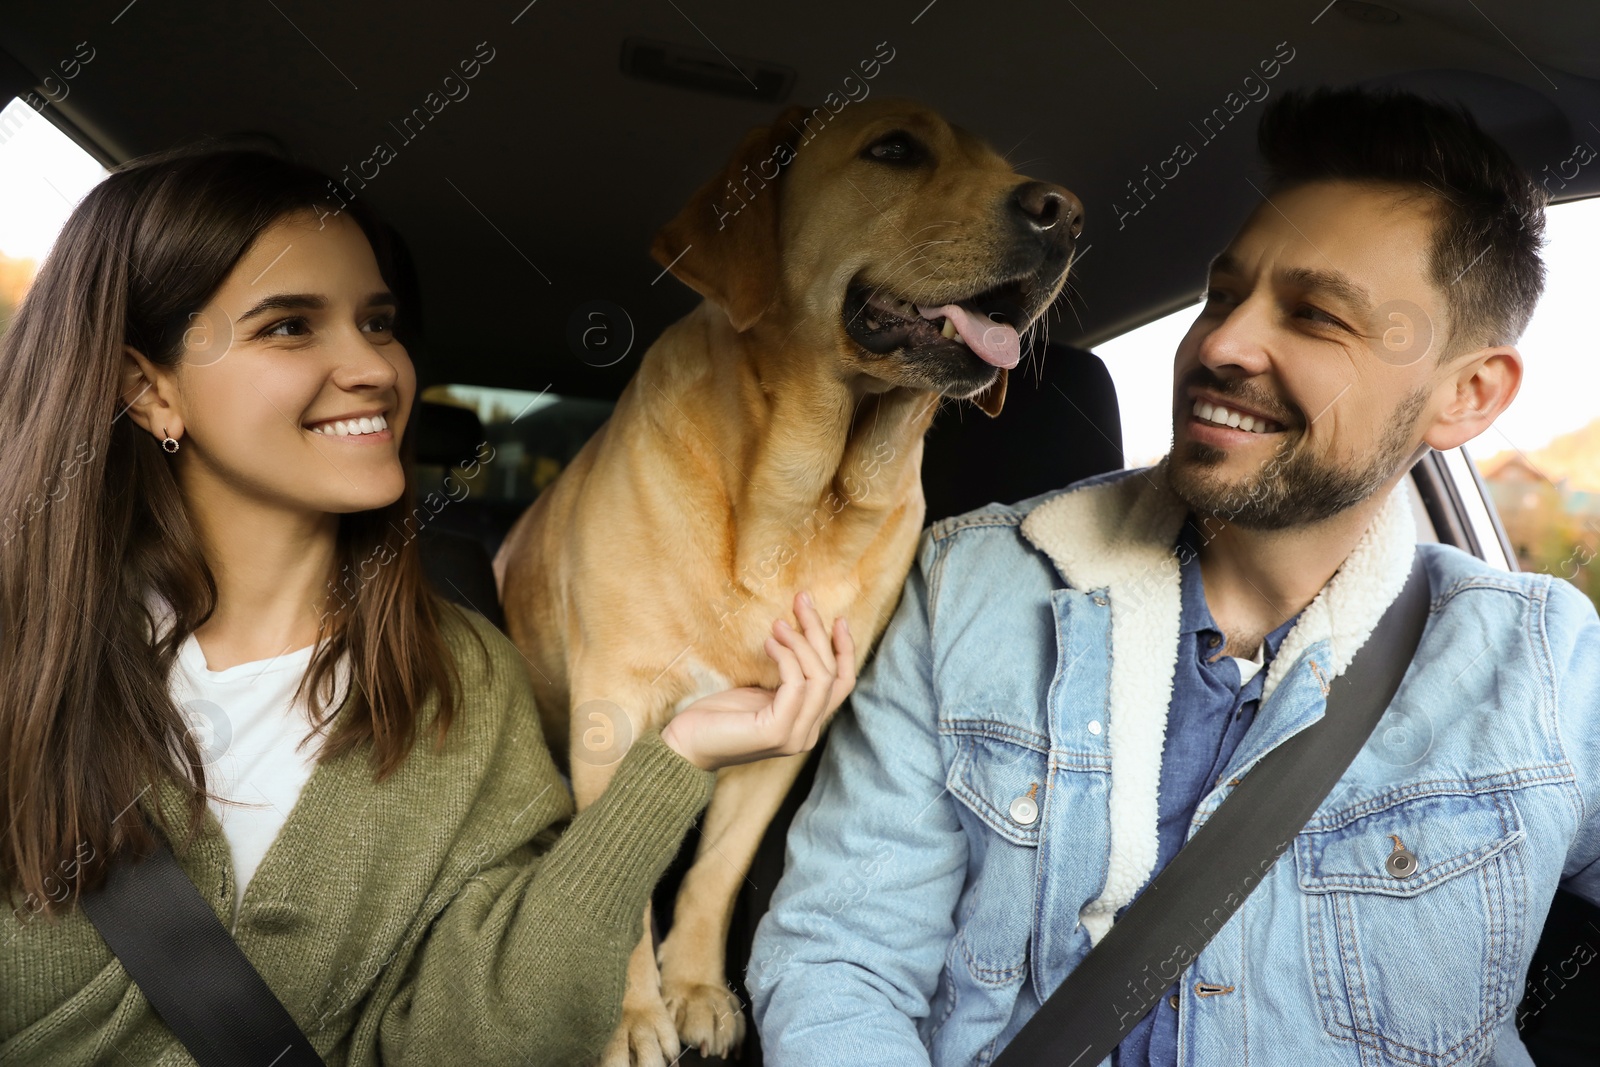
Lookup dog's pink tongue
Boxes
[916,303,1020,368]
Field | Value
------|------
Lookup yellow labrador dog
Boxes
[493,96,1080,1065]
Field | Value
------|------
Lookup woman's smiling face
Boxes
[169,209,414,515]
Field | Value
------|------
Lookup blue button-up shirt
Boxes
[1112,516,1301,1067]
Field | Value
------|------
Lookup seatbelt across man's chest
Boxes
[992,552,1430,1067]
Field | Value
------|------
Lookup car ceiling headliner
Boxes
[3,0,1597,401]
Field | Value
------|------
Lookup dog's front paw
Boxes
[661,980,746,1060]
[600,994,681,1067]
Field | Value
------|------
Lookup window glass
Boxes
[406,384,613,556]
[1476,196,1600,606]
[0,96,107,336]
[418,384,613,503]
[1094,196,1600,609]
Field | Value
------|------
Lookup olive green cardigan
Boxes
[0,605,718,1065]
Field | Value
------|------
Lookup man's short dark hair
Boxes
[1257,85,1547,357]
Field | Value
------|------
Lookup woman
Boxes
[0,148,854,1065]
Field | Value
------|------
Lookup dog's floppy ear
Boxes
[972,367,1008,418]
[650,105,812,332]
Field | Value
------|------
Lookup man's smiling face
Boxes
[1167,178,1462,529]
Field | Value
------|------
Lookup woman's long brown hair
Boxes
[0,148,488,917]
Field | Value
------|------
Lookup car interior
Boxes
[3,0,1597,1061]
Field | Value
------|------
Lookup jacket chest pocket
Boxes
[1294,788,1528,1066]
[943,730,1048,986]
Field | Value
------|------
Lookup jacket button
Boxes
[1386,848,1418,877]
[1385,834,1417,878]
[1009,795,1039,825]
[1087,719,1102,735]
[1092,595,1108,606]
[1168,993,1179,1009]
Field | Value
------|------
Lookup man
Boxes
[747,85,1600,1066]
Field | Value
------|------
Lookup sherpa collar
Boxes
[1017,457,1416,944]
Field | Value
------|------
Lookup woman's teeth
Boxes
[310,414,388,437]
[1192,399,1281,434]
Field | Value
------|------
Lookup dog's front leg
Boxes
[657,750,812,1060]
[568,749,682,1067]
[613,903,680,1067]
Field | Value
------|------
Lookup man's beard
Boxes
[1167,385,1428,530]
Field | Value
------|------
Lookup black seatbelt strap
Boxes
[992,552,1430,1067]
[79,818,327,1067]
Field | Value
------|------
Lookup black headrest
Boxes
[414,399,487,468]
[920,343,1124,524]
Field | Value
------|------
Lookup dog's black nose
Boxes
[1011,181,1084,242]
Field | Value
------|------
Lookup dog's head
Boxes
[651,97,1082,418]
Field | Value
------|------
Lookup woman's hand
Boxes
[660,590,856,772]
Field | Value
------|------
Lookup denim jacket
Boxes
[748,460,1600,1067]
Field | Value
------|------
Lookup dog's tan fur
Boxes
[493,97,1078,1066]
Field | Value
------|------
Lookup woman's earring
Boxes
[162,427,180,454]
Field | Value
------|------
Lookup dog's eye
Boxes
[863,131,926,165]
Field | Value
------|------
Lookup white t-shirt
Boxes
[146,591,349,925]
[1229,639,1268,686]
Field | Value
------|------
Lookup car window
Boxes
[418,384,613,508]
[1475,197,1600,609]
[1095,196,1600,611]
[0,96,107,335]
